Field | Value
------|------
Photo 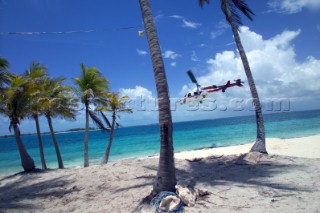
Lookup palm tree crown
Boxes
[0,57,11,89]
[73,64,109,105]
[199,0,254,29]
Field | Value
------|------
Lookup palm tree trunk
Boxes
[34,115,47,169]
[101,112,116,164]
[139,0,177,194]
[230,23,267,154]
[12,122,35,172]
[84,102,89,167]
[46,115,64,168]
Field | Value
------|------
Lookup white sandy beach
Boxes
[0,134,320,212]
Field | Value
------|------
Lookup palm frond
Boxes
[88,110,109,132]
[198,0,210,7]
[9,122,13,133]
[99,111,112,128]
[0,57,9,71]
[221,0,254,29]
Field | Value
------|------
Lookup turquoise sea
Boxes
[1,110,320,176]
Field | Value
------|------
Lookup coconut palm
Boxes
[24,62,48,169]
[42,77,78,169]
[73,64,109,167]
[139,0,177,194]
[0,57,11,89]
[97,93,132,164]
[199,0,267,153]
[0,75,36,171]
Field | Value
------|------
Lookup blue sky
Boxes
[0,0,320,135]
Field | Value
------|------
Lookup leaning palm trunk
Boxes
[34,115,47,169]
[139,0,177,193]
[12,122,35,171]
[46,115,64,168]
[84,102,90,167]
[229,19,267,153]
[101,112,116,164]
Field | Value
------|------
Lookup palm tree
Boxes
[0,75,36,171]
[73,64,109,167]
[139,0,177,194]
[97,93,132,164]
[0,57,10,90]
[0,57,8,71]
[24,62,48,170]
[199,0,267,153]
[42,77,78,169]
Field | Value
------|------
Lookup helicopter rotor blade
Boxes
[187,70,199,86]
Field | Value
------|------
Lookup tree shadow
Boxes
[0,170,77,211]
[175,154,313,193]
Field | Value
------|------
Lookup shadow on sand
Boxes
[0,169,77,211]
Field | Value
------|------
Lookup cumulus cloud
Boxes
[268,0,320,14]
[170,15,201,29]
[181,26,320,106]
[163,50,181,60]
[136,49,148,56]
[120,86,153,101]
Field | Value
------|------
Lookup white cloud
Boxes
[170,15,201,29]
[268,0,320,13]
[191,51,200,62]
[136,49,148,56]
[211,29,225,40]
[170,62,177,67]
[216,20,229,29]
[180,26,320,106]
[119,86,154,101]
[163,50,181,60]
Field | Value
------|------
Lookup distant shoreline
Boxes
[0,128,102,138]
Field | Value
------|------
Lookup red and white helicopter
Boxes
[179,70,244,104]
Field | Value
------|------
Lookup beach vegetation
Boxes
[97,93,132,164]
[139,0,177,194]
[0,74,36,171]
[42,77,78,169]
[0,57,11,91]
[198,0,267,153]
[73,63,109,167]
[24,62,49,170]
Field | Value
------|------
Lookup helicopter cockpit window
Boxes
[187,93,191,97]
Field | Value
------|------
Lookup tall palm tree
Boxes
[0,75,36,171]
[199,0,267,153]
[42,77,78,169]
[73,64,109,167]
[97,93,132,164]
[24,62,48,170]
[139,0,177,194]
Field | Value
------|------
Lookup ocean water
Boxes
[0,110,320,176]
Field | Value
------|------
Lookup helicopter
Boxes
[179,70,244,104]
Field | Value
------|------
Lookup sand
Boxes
[0,135,320,212]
